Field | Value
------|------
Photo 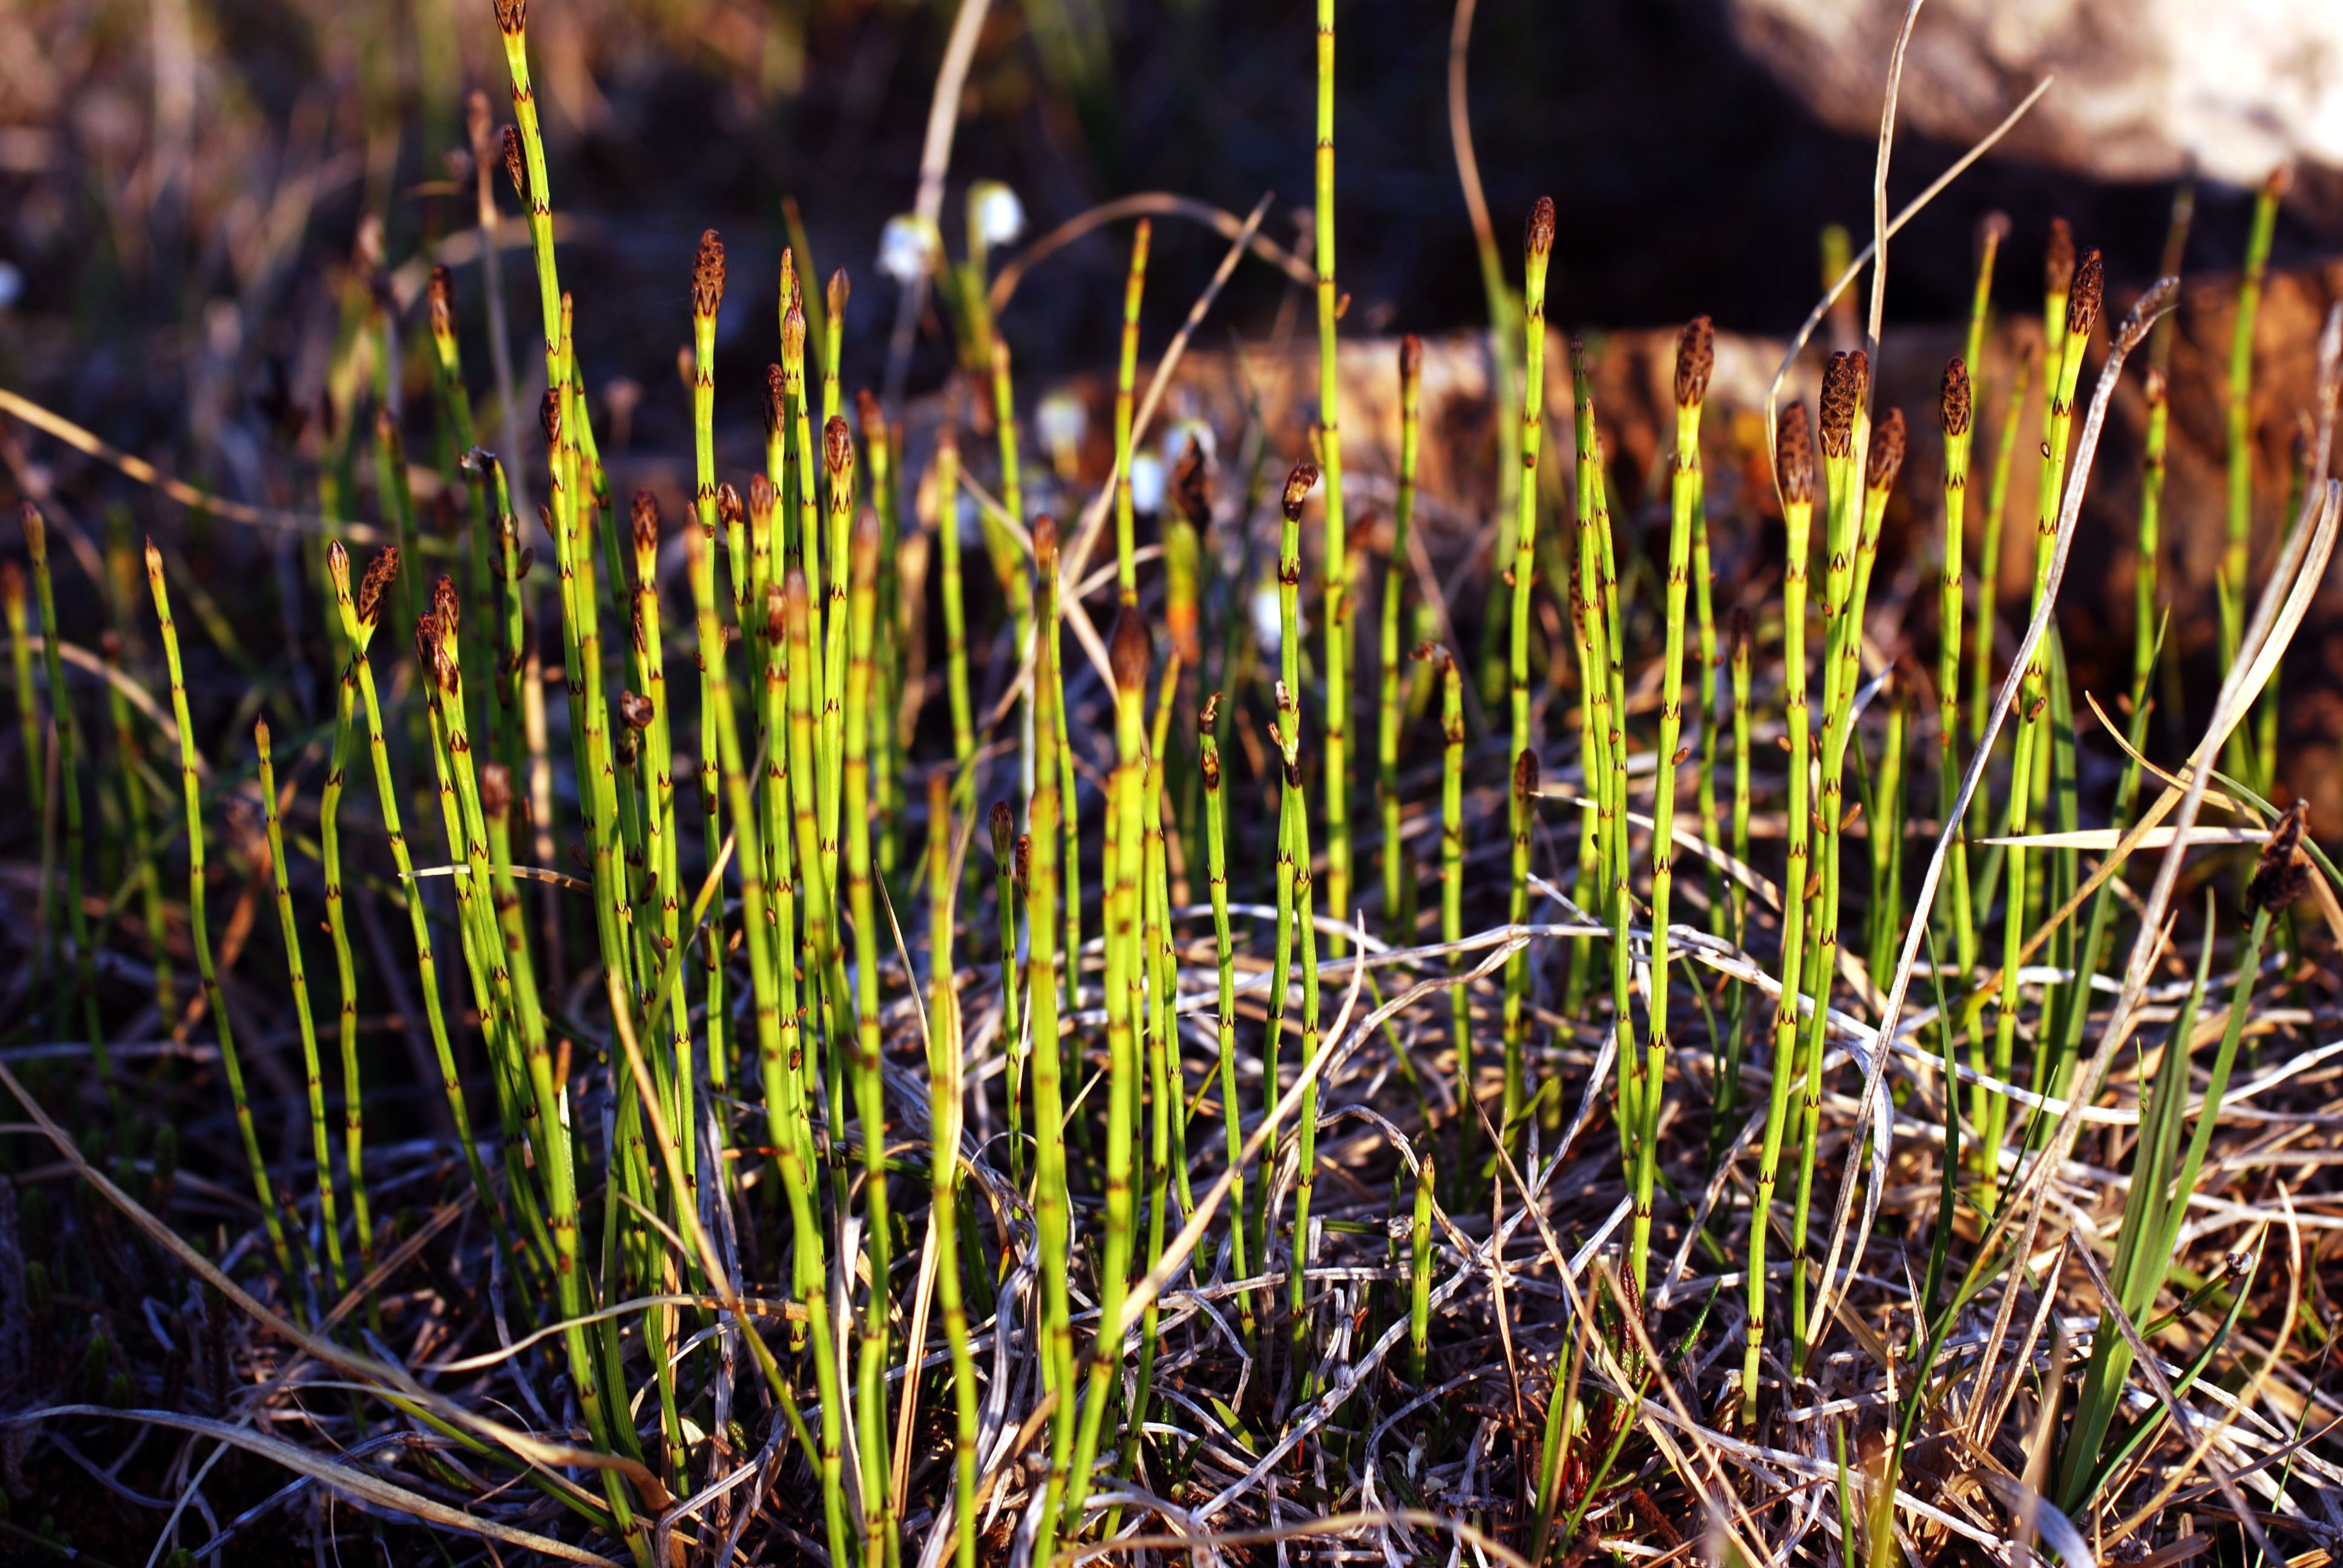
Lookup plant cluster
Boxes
[4,5,2342,1567]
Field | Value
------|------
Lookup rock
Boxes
[1722,0,2343,190]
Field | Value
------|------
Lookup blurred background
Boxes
[5,0,2341,456]
[5,0,2343,802]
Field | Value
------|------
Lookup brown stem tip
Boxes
[989,800,1015,862]
[1032,513,1058,566]
[1512,747,1539,803]
[1173,436,1211,529]
[1727,603,1752,649]
[539,387,562,447]
[854,388,886,443]
[428,266,456,338]
[2046,217,2076,298]
[1775,403,1816,506]
[1281,460,1321,521]
[631,491,661,557]
[1109,604,1152,694]
[1979,210,2012,247]
[716,483,745,532]
[1820,351,1866,459]
[1939,359,1971,438]
[2145,365,2168,407]
[1400,333,1423,384]
[827,269,850,321]
[357,549,400,628]
[619,690,655,730]
[414,616,455,693]
[1674,315,1714,408]
[1866,407,1907,493]
[1525,197,1556,261]
[2247,801,2310,915]
[431,573,461,633]
[823,416,854,479]
[693,229,726,320]
[2066,248,2104,344]
[493,0,526,36]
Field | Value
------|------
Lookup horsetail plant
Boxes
[1273,681,1326,1376]
[1421,641,1469,1183]
[147,538,290,1280]
[23,16,2331,1560]
[1316,0,1354,956]
[1504,198,1555,1148]
[1742,404,1816,1422]
[990,798,1025,1186]
[2230,168,2288,791]
[1112,220,1151,605]
[253,717,343,1298]
[1053,603,1152,1555]
[325,544,504,1243]
[1266,457,1320,1224]
[5,561,40,854]
[318,636,374,1296]
[1789,371,1900,1367]
[1711,604,1754,1161]
[1381,334,1423,933]
[936,424,975,771]
[841,503,899,1568]
[1199,691,1253,1340]
[1024,516,1081,1555]
[1968,342,2032,754]
[24,506,103,1075]
[2221,169,2286,676]
[100,630,173,1036]
[1631,314,1711,1294]
[926,771,981,1568]
[1936,358,1976,1009]
[1983,249,2101,1195]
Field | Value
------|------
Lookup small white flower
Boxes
[969,181,1026,250]
[1251,582,1282,656]
[1129,452,1165,514]
[1035,390,1087,465]
[877,215,938,284]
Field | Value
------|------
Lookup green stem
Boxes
[255,717,343,1298]
[145,540,290,1279]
